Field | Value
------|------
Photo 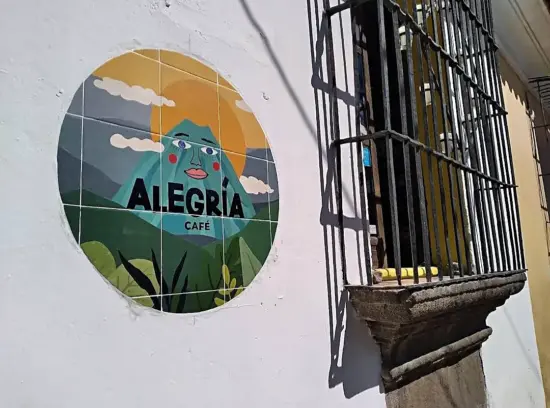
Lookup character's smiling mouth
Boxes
[185,168,208,180]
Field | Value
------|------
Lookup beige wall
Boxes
[501,56,550,404]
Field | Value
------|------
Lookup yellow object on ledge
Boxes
[375,267,439,281]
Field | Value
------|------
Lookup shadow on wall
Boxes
[237,0,383,398]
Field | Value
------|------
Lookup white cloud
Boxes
[93,77,175,107]
[235,99,252,113]
[110,134,165,153]
[239,175,273,195]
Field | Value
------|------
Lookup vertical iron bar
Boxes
[477,0,515,272]
[538,81,549,140]
[438,0,476,275]
[351,11,374,285]
[392,8,419,283]
[485,0,525,269]
[414,0,442,279]
[446,0,482,275]
[470,0,508,272]
[461,0,497,272]
[428,0,466,277]
[378,0,402,284]
[404,9,433,282]
[454,0,491,274]
[323,0,348,284]
[420,0,453,279]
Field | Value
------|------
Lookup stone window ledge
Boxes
[346,270,527,391]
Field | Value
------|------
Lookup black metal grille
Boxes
[530,77,550,124]
[528,76,550,256]
[325,0,525,285]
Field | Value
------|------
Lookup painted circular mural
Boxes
[57,49,278,313]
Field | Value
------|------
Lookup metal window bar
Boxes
[325,0,526,285]
[528,77,550,256]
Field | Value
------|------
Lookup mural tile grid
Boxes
[59,50,278,313]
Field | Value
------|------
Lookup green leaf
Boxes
[134,297,154,307]
[222,265,231,284]
[171,252,188,294]
[214,297,225,306]
[110,257,160,299]
[81,241,116,279]
[175,284,189,313]
[151,250,167,296]
[239,237,262,286]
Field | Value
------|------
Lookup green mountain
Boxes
[112,119,256,240]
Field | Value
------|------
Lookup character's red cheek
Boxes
[168,153,177,164]
[212,162,220,171]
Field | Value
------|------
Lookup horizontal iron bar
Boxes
[384,0,507,116]
[529,76,550,83]
[325,0,372,17]
[326,0,506,115]
[333,130,516,188]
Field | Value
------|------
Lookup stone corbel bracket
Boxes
[347,270,527,391]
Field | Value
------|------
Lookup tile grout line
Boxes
[163,133,276,164]
[78,82,85,245]
[67,203,278,224]
[66,113,159,138]
[158,51,164,311]
[66,112,276,165]
[130,50,239,94]
[218,72,227,307]
[131,287,246,300]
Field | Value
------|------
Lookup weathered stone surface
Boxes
[346,270,526,391]
[385,350,488,408]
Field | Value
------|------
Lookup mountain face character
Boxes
[113,119,256,240]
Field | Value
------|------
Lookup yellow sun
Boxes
[92,50,269,178]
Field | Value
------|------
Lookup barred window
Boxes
[327,0,525,285]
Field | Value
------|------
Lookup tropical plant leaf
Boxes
[134,297,154,307]
[195,290,204,311]
[230,278,237,290]
[214,297,225,306]
[175,276,190,313]
[239,237,262,286]
[171,252,188,294]
[118,251,159,302]
[81,241,116,279]
[151,249,168,296]
[224,238,241,271]
[107,258,159,304]
[222,265,231,284]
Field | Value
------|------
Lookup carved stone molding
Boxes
[347,270,527,391]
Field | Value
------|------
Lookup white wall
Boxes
[0,0,544,407]
[0,0,385,407]
[483,282,545,407]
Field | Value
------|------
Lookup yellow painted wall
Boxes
[500,56,550,405]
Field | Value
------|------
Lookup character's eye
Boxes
[201,146,218,156]
[172,139,191,150]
